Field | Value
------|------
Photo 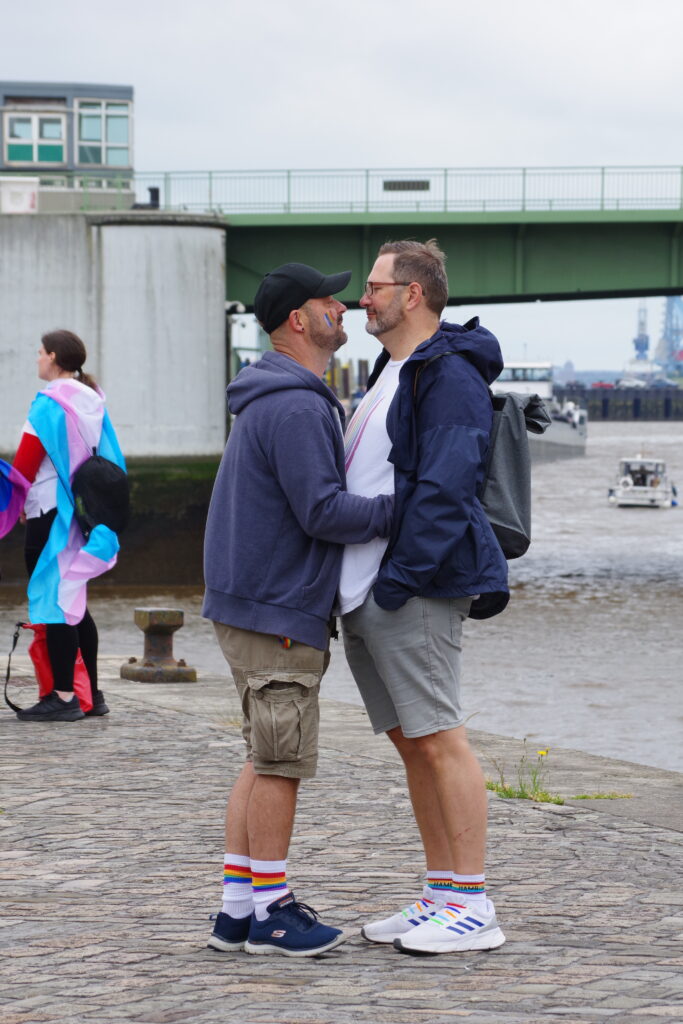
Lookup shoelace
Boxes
[281,899,320,924]
[403,898,434,917]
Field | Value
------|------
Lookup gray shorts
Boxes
[212,622,330,779]
[341,594,471,738]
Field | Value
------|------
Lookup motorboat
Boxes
[494,362,587,458]
[608,456,678,508]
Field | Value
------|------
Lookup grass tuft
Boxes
[486,741,564,804]
[486,741,636,805]
[486,779,564,804]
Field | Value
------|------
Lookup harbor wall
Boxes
[0,457,219,586]
[556,386,683,420]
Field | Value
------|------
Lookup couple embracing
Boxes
[202,240,508,958]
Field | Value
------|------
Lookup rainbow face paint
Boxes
[324,312,335,328]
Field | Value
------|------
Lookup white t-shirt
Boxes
[22,418,58,518]
[338,358,407,614]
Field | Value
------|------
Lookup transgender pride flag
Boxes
[2,378,125,625]
[25,381,124,625]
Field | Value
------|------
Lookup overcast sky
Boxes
[3,0,682,370]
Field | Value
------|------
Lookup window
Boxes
[76,100,131,167]
[4,114,66,164]
[498,366,552,383]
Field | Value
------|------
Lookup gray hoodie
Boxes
[202,351,392,649]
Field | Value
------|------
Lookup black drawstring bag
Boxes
[45,397,129,541]
[70,453,129,540]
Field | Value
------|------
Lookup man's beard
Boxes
[310,318,347,353]
[364,291,404,337]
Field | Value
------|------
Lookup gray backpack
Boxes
[414,354,551,559]
[484,389,551,557]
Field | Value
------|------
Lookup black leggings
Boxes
[24,510,99,694]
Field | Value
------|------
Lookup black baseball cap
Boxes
[253,262,352,335]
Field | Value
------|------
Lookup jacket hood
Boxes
[44,377,106,414]
[416,318,504,385]
[40,378,106,442]
[227,350,344,417]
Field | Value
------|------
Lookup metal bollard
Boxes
[120,607,198,683]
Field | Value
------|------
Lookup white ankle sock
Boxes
[424,870,452,903]
[221,853,253,919]
[450,872,487,912]
[251,858,290,921]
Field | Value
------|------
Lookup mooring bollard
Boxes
[120,607,198,683]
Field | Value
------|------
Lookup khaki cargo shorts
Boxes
[212,622,330,779]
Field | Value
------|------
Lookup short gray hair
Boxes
[378,238,448,315]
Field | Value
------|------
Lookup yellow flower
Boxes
[537,750,548,757]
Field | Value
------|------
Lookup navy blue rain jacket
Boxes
[371,318,509,619]
[202,351,393,649]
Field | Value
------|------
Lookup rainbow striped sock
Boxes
[222,853,253,919]
[449,873,487,911]
[251,858,290,921]
[424,871,452,902]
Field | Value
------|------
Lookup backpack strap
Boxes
[4,621,28,713]
[413,350,495,402]
[412,350,495,490]
[412,351,453,399]
[40,395,100,509]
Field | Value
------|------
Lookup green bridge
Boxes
[13,164,683,307]
[134,165,683,308]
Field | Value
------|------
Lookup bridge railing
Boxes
[4,166,683,215]
[134,166,683,215]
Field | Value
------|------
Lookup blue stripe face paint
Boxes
[324,312,335,327]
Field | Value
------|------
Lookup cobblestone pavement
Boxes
[2,655,682,1024]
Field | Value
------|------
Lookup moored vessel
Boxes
[494,363,587,458]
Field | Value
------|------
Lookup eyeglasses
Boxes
[363,281,411,297]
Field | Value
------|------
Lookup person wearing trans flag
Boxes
[0,330,125,722]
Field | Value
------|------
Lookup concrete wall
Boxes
[0,213,227,456]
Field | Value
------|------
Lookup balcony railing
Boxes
[4,166,683,215]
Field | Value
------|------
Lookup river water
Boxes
[1,421,681,772]
[464,419,683,773]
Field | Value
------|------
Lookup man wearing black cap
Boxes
[202,263,393,958]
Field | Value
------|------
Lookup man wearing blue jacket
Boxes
[340,239,509,956]
[202,262,393,958]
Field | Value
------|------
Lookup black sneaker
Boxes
[244,892,345,957]
[85,691,110,717]
[207,911,251,952]
[16,692,85,722]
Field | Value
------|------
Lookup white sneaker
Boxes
[361,898,441,944]
[394,899,505,955]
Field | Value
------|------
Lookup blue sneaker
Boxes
[207,911,251,951]
[244,892,346,957]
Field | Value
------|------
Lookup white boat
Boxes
[608,457,678,508]
[494,362,587,458]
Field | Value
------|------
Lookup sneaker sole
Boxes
[207,936,246,952]
[361,926,405,944]
[85,707,109,717]
[244,932,346,957]
[394,927,506,956]
[16,712,85,722]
